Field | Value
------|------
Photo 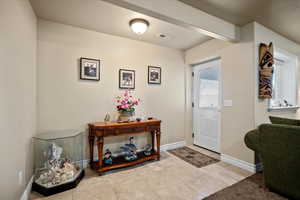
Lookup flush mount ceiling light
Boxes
[129,18,149,35]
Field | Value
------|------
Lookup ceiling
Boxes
[29,0,211,50]
[179,0,300,44]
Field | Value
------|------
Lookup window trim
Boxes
[268,47,299,112]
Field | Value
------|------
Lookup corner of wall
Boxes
[253,21,300,126]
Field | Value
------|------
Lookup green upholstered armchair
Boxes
[245,118,300,200]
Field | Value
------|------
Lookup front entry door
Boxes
[193,59,221,153]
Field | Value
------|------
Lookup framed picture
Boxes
[148,66,161,84]
[80,57,100,81]
[119,69,135,89]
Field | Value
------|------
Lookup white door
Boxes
[193,59,221,153]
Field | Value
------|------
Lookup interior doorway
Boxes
[192,58,222,153]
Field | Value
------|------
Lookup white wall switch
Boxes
[224,100,233,107]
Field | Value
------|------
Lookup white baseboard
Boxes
[20,175,34,200]
[221,154,256,173]
[83,141,186,168]
[160,141,186,151]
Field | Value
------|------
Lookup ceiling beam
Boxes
[102,0,240,42]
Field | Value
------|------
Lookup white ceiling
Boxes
[179,0,300,45]
[29,0,211,50]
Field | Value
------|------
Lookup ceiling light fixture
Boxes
[129,18,149,35]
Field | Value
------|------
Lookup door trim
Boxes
[192,56,221,67]
[192,58,222,153]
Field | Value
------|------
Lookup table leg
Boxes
[89,127,95,166]
[97,136,104,174]
[156,130,161,160]
[88,132,95,165]
[151,131,155,151]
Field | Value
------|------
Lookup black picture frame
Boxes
[80,57,100,81]
[148,66,161,84]
[119,69,135,89]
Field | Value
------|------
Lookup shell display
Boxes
[35,143,80,188]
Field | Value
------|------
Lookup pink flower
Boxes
[116,91,140,111]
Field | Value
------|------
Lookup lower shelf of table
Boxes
[91,150,159,173]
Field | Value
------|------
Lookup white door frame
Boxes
[192,57,222,153]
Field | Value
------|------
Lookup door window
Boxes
[198,66,219,108]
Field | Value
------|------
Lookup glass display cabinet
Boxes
[32,130,85,196]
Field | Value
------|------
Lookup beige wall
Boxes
[185,22,300,165]
[185,23,256,164]
[254,22,300,125]
[0,0,37,199]
[37,20,186,156]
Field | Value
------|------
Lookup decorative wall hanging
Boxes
[119,69,135,89]
[148,66,161,84]
[80,57,100,81]
[259,42,274,99]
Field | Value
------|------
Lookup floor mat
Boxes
[167,146,219,168]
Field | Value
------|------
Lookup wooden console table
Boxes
[88,119,161,174]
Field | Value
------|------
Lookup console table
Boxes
[88,119,161,174]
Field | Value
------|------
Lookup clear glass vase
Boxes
[119,111,134,122]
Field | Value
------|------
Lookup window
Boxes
[198,66,219,108]
[269,48,299,110]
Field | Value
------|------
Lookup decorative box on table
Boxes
[32,130,85,196]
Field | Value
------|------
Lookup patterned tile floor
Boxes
[30,145,253,200]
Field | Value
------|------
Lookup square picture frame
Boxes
[80,57,100,81]
[119,69,135,89]
[148,66,161,84]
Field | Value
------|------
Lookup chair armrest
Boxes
[258,123,300,156]
[258,123,300,199]
[244,129,260,152]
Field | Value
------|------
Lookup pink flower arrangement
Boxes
[116,90,140,113]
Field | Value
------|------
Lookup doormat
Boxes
[167,146,219,168]
[203,173,288,200]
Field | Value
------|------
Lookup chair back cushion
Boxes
[269,116,300,126]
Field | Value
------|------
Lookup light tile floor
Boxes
[30,145,253,200]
